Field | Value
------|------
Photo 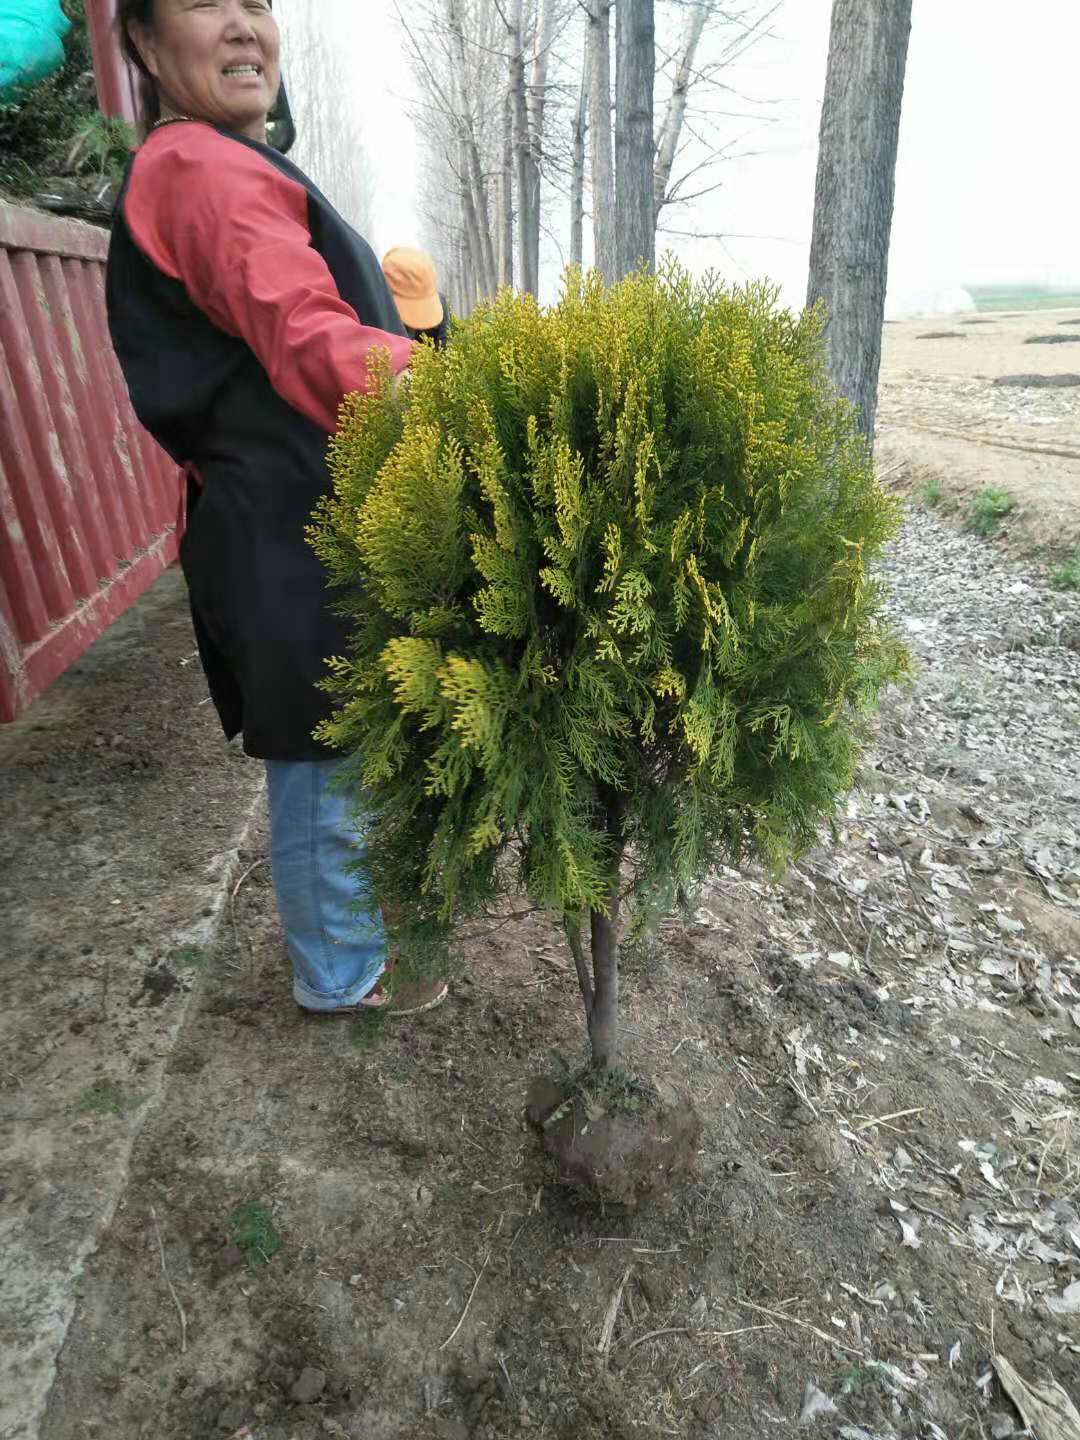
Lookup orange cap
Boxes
[381,246,444,331]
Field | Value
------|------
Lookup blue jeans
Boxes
[265,757,386,1011]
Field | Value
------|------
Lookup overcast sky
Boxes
[327,1,1080,316]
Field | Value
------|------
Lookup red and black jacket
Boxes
[107,120,413,760]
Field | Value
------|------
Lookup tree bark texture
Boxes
[499,87,515,288]
[653,0,707,224]
[587,0,616,285]
[465,131,498,296]
[509,0,536,293]
[586,793,625,1072]
[806,0,913,448]
[614,0,655,277]
[458,138,489,307]
[447,0,498,297]
[588,901,619,1072]
[523,0,557,297]
[570,62,587,269]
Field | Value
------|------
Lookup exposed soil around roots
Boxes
[37,512,1080,1440]
[877,310,1080,559]
[994,374,1080,389]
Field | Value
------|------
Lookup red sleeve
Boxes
[123,123,413,434]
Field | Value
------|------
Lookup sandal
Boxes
[299,970,448,1019]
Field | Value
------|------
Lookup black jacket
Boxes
[107,121,411,760]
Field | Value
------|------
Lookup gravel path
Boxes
[879,509,1080,907]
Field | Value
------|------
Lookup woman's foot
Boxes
[298,973,448,1019]
[361,974,449,1016]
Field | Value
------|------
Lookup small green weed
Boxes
[77,1078,129,1116]
[228,1202,282,1264]
[349,1010,387,1052]
[1052,550,1080,590]
[618,930,664,980]
[966,487,1016,537]
[68,112,137,185]
[172,944,208,970]
[547,1058,659,1121]
[919,478,943,507]
[836,1362,885,1396]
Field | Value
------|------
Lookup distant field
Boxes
[968,285,1080,313]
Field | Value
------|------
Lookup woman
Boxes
[109,0,447,1018]
[382,246,450,350]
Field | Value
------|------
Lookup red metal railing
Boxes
[86,0,141,128]
[0,201,182,722]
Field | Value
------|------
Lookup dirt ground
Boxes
[5,310,1080,1440]
[0,570,265,1438]
[27,515,1080,1438]
[878,309,1080,560]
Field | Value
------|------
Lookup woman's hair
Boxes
[116,0,161,132]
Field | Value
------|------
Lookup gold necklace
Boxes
[152,114,197,131]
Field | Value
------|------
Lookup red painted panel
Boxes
[89,275,170,532]
[16,254,114,585]
[86,0,141,128]
[39,254,128,570]
[0,205,109,262]
[0,557,30,719]
[0,200,183,722]
[0,444,51,644]
[2,251,95,603]
[18,530,179,706]
[64,259,140,552]
[0,316,71,629]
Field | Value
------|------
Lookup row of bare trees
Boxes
[401,0,780,313]
[278,0,912,448]
[276,0,377,235]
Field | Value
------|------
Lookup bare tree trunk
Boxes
[653,0,707,224]
[278,8,377,235]
[523,0,557,297]
[566,797,624,1073]
[509,0,536,293]
[447,0,498,297]
[465,134,499,295]
[586,792,625,1071]
[614,0,655,277]
[807,0,913,448]
[499,87,515,288]
[570,63,587,269]
[588,899,620,1071]
[587,0,616,285]
[464,242,480,314]
[448,244,465,317]
[458,139,489,305]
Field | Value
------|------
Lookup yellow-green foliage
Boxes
[311,264,908,928]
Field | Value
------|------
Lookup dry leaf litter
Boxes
[676,508,1080,1437]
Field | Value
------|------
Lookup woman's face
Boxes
[131,0,281,140]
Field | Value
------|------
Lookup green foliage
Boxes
[549,1059,658,1120]
[966,487,1016,537]
[67,111,137,186]
[837,1361,887,1396]
[311,264,907,947]
[919,478,943,508]
[172,944,208,970]
[1052,550,1080,591]
[0,0,98,198]
[77,1078,130,1116]
[228,1202,282,1263]
[348,1009,386,1052]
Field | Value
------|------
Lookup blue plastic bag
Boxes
[0,0,71,102]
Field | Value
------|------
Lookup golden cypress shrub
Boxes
[311,265,908,1069]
